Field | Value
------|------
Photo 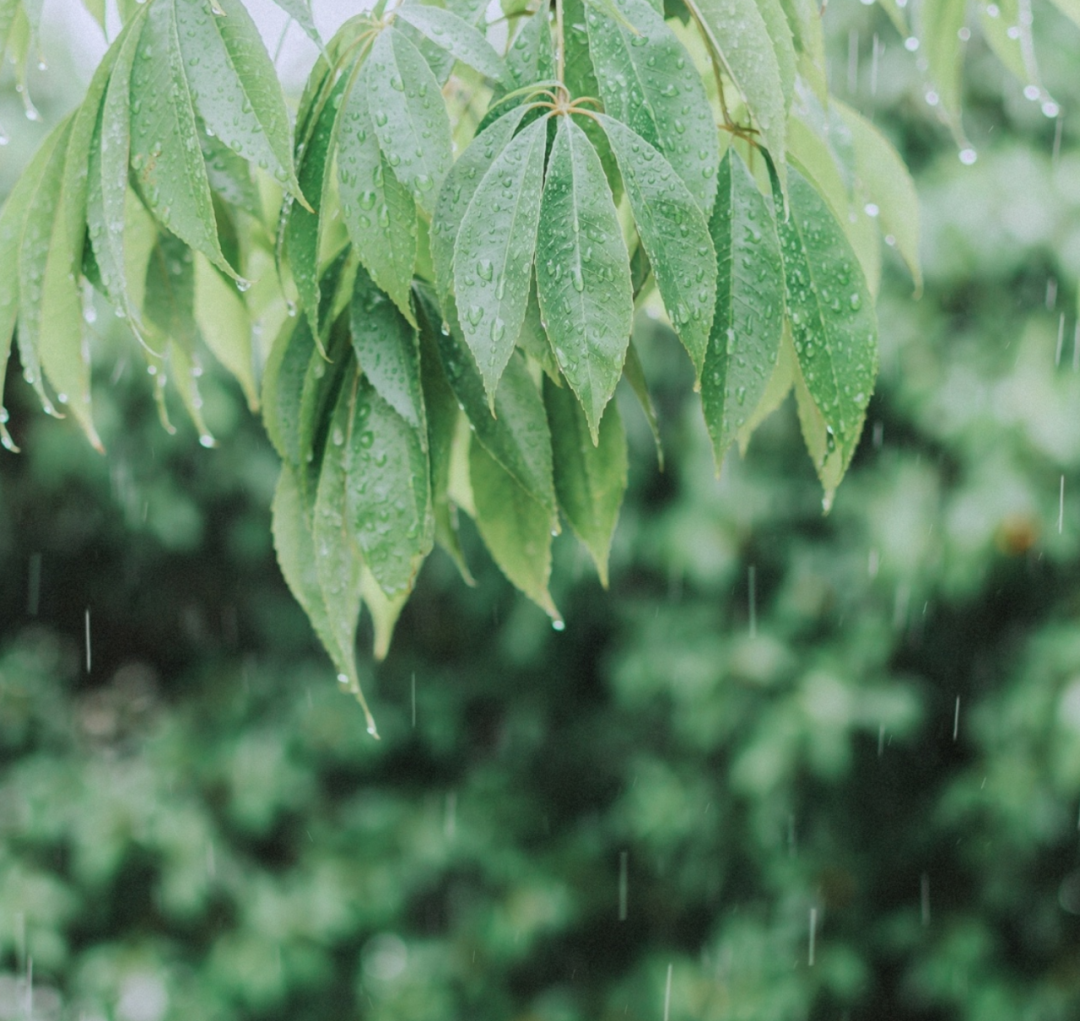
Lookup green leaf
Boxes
[272,462,378,737]
[262,313,318,465]
[453,116,547,403]
[755,0,796,116]
[506,6,555,90]
[351,263,425,432]
[268,0,323,48]
[201,127,264,221]
[687,0,788,180]
[736,319,795,454]
[536,116,634,440]
[544,374,627,586]
[194,251,258,409]
[701,149,785,468]
[394,4,506,81]
[130,0,236,278]
[778,0,827,103]
[597,114,715,377]
[435,299,558,517]
[430,104,530,312]
[368,27,454,216]
[1047,0,1080,30]
[919,0,967,131]
[283,66,350,337]
[469,437,560,620]
[585,0,719,212]
[144,233,199,352]
[416,290,474,582]
[778,167,877,506]
[517,273,561,382]
[173,0,304,204]
[835,101,922,292]
[338,61,418,326]
[344,370,433,596]
[361,566,410,661]
[622,338,663,469]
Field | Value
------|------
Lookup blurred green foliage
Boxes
[4,2,1080,1019]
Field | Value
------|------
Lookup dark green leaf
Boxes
[338,61,418,326]
[597,114,715,376]
[701,149,785,468]
[585,0,719,212]
[395,5,506,81]
[351,263,425,432]
[262,314,318,465]
[454,117,547,403]
[622,338,663,468]
[344,371,433,596]
[536,116,634,440]
[469,437,560,620]
[368,27,454,216]
[544,374,627,586]
[778,167,877,506]
[517,273,561,381]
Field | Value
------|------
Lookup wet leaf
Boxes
[622,338,663,468]
[194,251,258,409]
[338,62,418,326]
[200,127,263,221]
[778,0,827,103]
[368,27,454,216]
[505,5,555,90]
[778,167,877,505]
[701,149,785,468]
[536,116,633,440]
[361,566,409,660]
[469,437,560,620]
[586,0,718,211]
[268,0,323,49]
[454,117,547,403]
[919,0,967,132]
[544,375,627,586]
[395,4,506,81]
[597,114,715,376]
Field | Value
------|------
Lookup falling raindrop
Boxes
[411,671,416,728]
[808,908,818,966]
[552,618,566,631]
[953,696,961,741]
[85,608,92,673]
[959,148,978,165]
[1059,475,1065,534]
[663,962,673,1021]
[870,35,883,97]
[1052,115,1065,163]
[747,564,757,637]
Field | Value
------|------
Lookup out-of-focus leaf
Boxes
[536,116,633,440]
[919,0,967,131]
[394,5,506,81]
[778,0,827,102]
[194,253,258,410]
[268,0,323,48]
[506,6,556,90]
[622,338,663,468]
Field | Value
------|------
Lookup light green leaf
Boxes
[585,0,719,211]
[361,566,410,661]
[436,299,557,517]
[736,320,796,454]
[454,117,547,403]
[755,0,796,115]
[919,0,967,131]
[835,101,921,292]
[701,149,785,468]
[194,252,258,410]
[272,462,378,737]
[395,4,506,81]
[268,0,323,48]
[469,437,560,620]
[368,27,454,216]
[262,314,317,465]
[201,127,264,221]
[506,6,555,90]
[283,66,350,337]
[173,0,304,204]
[338,61,418,326]
[778,167,877,505]
[544,375,627,586]
[687,0,788,180]
[536,116,633,440]
[430,104,530,312]
[130,0,235,278]
[144,233,199,352]
[1047,0,1080,30]
[597,114,715,377]
[778,0,827,103]
[351,263,425,432]
[344,371,433,596]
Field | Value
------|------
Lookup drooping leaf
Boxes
[505,5,556,90]
[173,0,304,202]
[430,104,530,312]
[778,0,827,103]
[622,338,663,468]
[597,115,715,376]
[469,437,560,620]
[361,566,410,661]
[194,252,258,409]
[701,149,785,468]
[778,167,877,505]
[200,127,264,221]
[754,0,797,115]
[454,117,547,403]
[688,0,788,182]
[395,4,506,81]
[144,233,199,352]
[338,61,418,326]
[268,0,323,49]
[919,0,967,132]
[271,461,378,737]
[262,313,317,465]
[351,263,425,432]
[585,0,719,211]
[344,371,433,596]
[435,298,557,517]
[544,375,627,586]
[283,66,350,337]
[367,27,454,216]
[737,318,795,453]
[517,273,561,382]
[536,116,634,440]
[835,101,922,292]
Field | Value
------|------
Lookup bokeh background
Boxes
[3,1,1080,1018]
